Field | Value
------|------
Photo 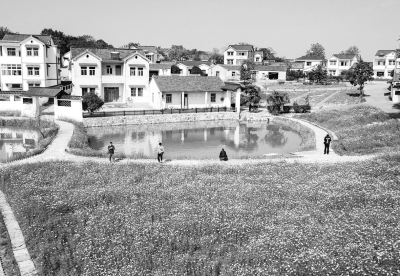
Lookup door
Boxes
[104,87,119,102]
[181,94,188,109]
[115,65,122,76]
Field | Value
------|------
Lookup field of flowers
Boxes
[296,105,400,155]
[2,157,400,275]
[323,89,361,105]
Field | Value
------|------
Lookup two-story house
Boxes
[224,45,255,65]
[326,54,359,76]
[70,47,154,107]
[0,34,60,91]
[373,50,397,79]
[254,51,263,63]
[294,55,326,72]
[176,61,213,76]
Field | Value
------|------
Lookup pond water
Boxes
[0,127,39,163]
[88,121,302,159]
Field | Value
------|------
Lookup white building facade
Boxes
[294,55,326,72]
[224,45,254,65]
[326,54,358,76]
[373,50,398,79]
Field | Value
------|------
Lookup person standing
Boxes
[157,142,165,163]
[108,142,115,163]
[324,134,331,154]
[219,148,228,161]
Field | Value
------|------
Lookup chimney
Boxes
[110,52,120,60]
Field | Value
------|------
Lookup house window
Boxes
[376,60,385,66]
[14,96,21,101]
[232,71,236,77]
[211,93,216,102]
[82,88,88,95]
[28,67,33,76]
[81,67,87,75]
[28,83,40,87]
[23,98,33,104]
[138,68,144,76]
[377,72,384,77]
[46,47,48,58]
[138,87,143,96]
[34,48,39,56]
[82,88,95,95]
[256,57,260,62]
[216,71,219,77]
[11,84,22,89]
[329,70,336,75]
[237,52,246,56]
[389,60,395,65]
[1,64,21,75]
[58,100,71,107]
[0,46,2,56]
[89,67,95,75]
[130,67,136,76]
[27,47,32,56]
[7,48,16,56]
[227,59,233,65]
[227,51,234,56]
[330,61,337,65]
[130,88,136,97]
[106,65,112,74]
[34,67,39,75]
[26,47,39,56]
[306,62,312,66]
[146,55,152,61]
[166,94,172,103]
[340,61,348,66]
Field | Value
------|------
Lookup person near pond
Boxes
[324,134,331,155]
[108,142,115,163]
[219,148,228,161]
[157,142,165,163]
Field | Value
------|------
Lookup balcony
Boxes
[102,74,124,83]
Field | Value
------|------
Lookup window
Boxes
[330,61,337,65]
[146,55,152,60]
[23,98,33,104]
[28,83,40,87]
[232,71,236,77]
[28,67,33,76]
[166,94,172,103]
[82,88,95,95]
[11,84,22,89]
[46,47,48,58]
[237,52,246,56]
[138,87,143,96]
[130,67,136,76]
[82,88,88,95]
[216,71,219,77]
[58,100,71,107]
[7,48,16,56]
[340,61,348,66]
[131,88,136,97]
[1,64,21,75]
[106,65,112,74]
[0,46,2,56]
[389,60,395,65]
[211,93,216,102]
[306,62,312,66]
[34,67,39,75]
[376,60,385,66]
[227,59,233,65]
[26,47,39,56]
[0,96,10,101]
[14,96,21,101]
[116,65,122,76]
[89,67,95,75]
[227,51,234,56]
[138,68,144,76]
[34,48,39,56]
[81,67,87,75]
[377,72,384,77]
[256,57,260,62]
[27,47,32,56]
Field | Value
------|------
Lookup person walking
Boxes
[219,148,228,161]
[324,134,331,154]
[108,142,115,163]
[157,142,165,163]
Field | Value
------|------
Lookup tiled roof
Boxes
[71,47,145,60]
[229,45,253,51]
[177,61,212,67]
[255,51,263,55]
[332,54,358,60]
[291,63,305,69]
[140,46,157,53]
[221,82,242,91]
[24,87,63,97]
[0,90,25,95]
[254,65,287,72]
[58,95,82,100]
[375,50,395,57]
[1,34,52,44]
[296,55,326,61]
[153,76,224,92]
[218,64,241,71]
[149,63,172,70]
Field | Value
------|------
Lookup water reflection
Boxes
[0,127,39,162]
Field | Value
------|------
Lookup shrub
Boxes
[190,66,203,76]
[266,90,290,113]
[82,92,104,114]
[171,64,180,74]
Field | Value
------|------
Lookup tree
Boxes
[259,47,276,60]
[190,66,203,75]
[209,48,224,64]
[306,43,325,58]
[238,42,252,45]
[193,53,201,61]
[0,26,14,39]
[82,92,104,114]
[242,84,261,111]
[171,64,180,74]
[266,91,290,113]
[347,59,374,98]
[240,60,255,81]
[169,45,189,61]
[308,64,328,83]
[339,46,361,57]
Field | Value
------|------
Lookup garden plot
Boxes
[323,89,361,105]
[295,90,336,106]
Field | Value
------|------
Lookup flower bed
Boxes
[2,157,400,275]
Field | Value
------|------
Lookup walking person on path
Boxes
[324,134,331,155]
[219,148,228,161]
[108,142,115,163]
[157,142,165,163]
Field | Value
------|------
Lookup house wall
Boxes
[0,95,23,111]
[125,54,150,105]
[209,65,240,82]
[20,96,40,118]
[161,91,230,109]
[177,64,189,76]
[55,99,83,122]
[199,64,210,76]
[373,52,397,79]
[257,71,286,80]
[71,53,102,97]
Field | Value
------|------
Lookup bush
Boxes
[190,66,203,76]
[286,76,295,81]
[82,92,104,114]
[293,101,302,113]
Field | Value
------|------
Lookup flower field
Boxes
[296,105,400,155]
[323,90,361,106]
[2,157,400,275]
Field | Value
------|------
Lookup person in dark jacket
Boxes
[219,148,228,161]
[108,142,115,163]
[324,134,331,154]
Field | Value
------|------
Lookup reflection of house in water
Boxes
[0,128,38,162]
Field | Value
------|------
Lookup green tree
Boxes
[0,26,14,39]
[308,64,327,83]
[347,59,374,98]
[209,48,224,64]
[82,92,104,114]
[240,60,255,81]
[171,65,181,74]
[306,43,325,58]
[266,91,290,113]
[259,47,276,60]
[340,46,361,57]
[169,45,189,61]
[241,84,261,111]
[190,66,203,75]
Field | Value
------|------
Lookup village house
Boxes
[294,55,326,72]
[254,51,263,63]
[224,45,255,65]
[326,54,359,76]
[176,61,212,76]
[209,64,241,82]
[373,50,398,79]
[390,65,400,103]
[253,65,287,81]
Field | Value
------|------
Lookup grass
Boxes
[324,90,361,105]
[2,156,400,275]
[0,111,21,117]
[296,105,400,155]
[0,213,20,276]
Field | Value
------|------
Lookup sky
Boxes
[2,0,399,60]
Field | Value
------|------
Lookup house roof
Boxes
[140,46,157,53]
[296,55,326,61]
[149,63,172,70]
[177,61,212,67]
[71,47,144,60]
[332,54,358,60]
[218,64,241,71]
[291,63,305,69]
[228,45,253,51]
[24,84,72,97]
[375,50,395,57]
[221,82,242,91]
[153,76,224,92]
[0,90,25,95]
[1,34,52,44]
[254,65,287,72]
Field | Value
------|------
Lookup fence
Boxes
[269,86,358,93]
[83,107,235,118]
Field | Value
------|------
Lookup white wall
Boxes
[177,64,189,76]
[125,54,150,105]
[55,99,83,122]
[71,53,102,97]
[21,96,40,118]
[0,95,23,111]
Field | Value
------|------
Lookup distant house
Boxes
[326,54,359,76]
[289,62,305,71]
[224,44,255,65]
[390,66,400,103]
[176,61,212,76]
[149,63,171,79]
[149,76,232,109]
[253,65,287,80]
[209,64,241,82]
[373,50,398,79]
[295,55,326,72]
[254,51,263,63]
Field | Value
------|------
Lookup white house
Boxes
[139,46,162,63]
[149,63,171,79]
[254,51,263,63]
[149,76,232,109]
[373,50,398,79]
[224,45,255,65]
[209,64,241,82]
[253,65,287,80]
[390,67,400,103]
[176,61,212,76]
[295,55,326,72]
[326,54,359,76]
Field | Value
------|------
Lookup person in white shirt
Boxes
[156,142,165,163]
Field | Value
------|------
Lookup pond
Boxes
[88,121,302,159]
[0,127,39,163]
